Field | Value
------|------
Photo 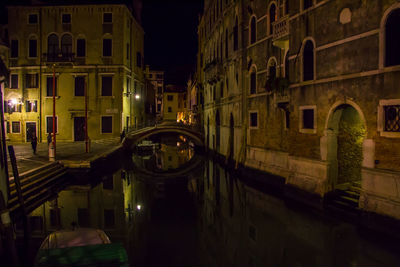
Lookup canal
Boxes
[23,136,400,266]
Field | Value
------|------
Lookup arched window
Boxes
[47,34,59,56]
[269,3,277,35]
[385,8,400,67]
[249,66,257,94]
[250,16,256,44]
[61,34,72,56]
[303,40,314,81]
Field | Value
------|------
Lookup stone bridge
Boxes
[122,125,204,150]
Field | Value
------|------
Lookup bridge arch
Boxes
[123,126,204,150]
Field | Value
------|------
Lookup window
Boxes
[28,14,38,24]
[303,109,314,129]
[77,208,90,228]
[103,175,114,190]
[75,76,85,96]
[47,34,59,56]
[156,74,163,79]
[6,121,9,134]
[25,100,37,112]
[299,106,316,133]
[103,38,112,57]
[126,77,131,94]
[101,116,113,133]
[268,59,277,80]
[62,14,71,24]
[76,39,86,57]
[167,95,173,101]
[384,105,400,132]
[126,43,130,60]
[303,0,313,10]
[10,40,18,58]
[46,76,57,96]
[61,34,72,56]
[250,68,256,94]
[103,13,112,23]
[104,209,115,228]
[136,52,142,67]
[168,107,172,113]
[233,17,238,51]
[269,3,277,35]
[303,40,314,81]
[250,16,256,44]
[157,103,161,112]
[29,39,37,57]
[157,86,162,94]
[12,122,20,133]
[249,112,258,128]
[26,73,38,88]
[101,76,112,96]
[285,0,289,15]
[46,116,58,134]
[385,8,400,67]
[10,74,18,89]
[285,52,290,79]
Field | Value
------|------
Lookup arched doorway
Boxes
[326,104,366,188]
[229,113,234,160]
[216,110,220,153]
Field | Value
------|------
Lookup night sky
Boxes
[142,0,203,85]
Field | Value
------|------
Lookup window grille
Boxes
[384,105,400,132]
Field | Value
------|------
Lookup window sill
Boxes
[300,128,317,134]
[45,96,60,99]
[379,131,400,138]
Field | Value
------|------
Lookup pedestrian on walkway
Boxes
[47,132,52,146]
[31,133,38,155]
[120,129,125,142]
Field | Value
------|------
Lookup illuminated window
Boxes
[103,38,112,57]
[75,76,85,96]
[385,8,400,67]
[46,116,58,134]
[249,16,256,44]
[101,116,113,133]
[12,121,20,133]
[76,39,86,57]
[10,74,18,89]
[303,40,315,81]
[29,39,37,58]
[101,76,112,96]
[10,40,18,58]
[26,73,38,88]
[46,76,58,96]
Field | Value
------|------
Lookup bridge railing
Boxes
[125,119,157,134]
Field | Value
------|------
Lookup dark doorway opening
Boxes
[26,122,36,142]
[74,117,85,141]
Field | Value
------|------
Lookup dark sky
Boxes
[142,0,203,85]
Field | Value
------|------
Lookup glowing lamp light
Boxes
[11,98,18,105]
[135,94,140,100]
[136,204,142,211]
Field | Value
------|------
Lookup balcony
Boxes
[272,16,289,48]
[204,60,223,84]
[43,53,75,63]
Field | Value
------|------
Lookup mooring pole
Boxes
[8,145,30,267]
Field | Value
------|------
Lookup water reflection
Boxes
[19,149,400,266]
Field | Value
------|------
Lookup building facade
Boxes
[144,65,164,121]
[199,0,400,220]
[163,84,187,122]
[4,3,145,142]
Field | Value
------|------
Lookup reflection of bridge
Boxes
[122,124,204,150]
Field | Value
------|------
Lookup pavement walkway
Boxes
[6,138,121,176]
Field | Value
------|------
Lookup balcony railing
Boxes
[43,53,75,62]
[272,16,289,41]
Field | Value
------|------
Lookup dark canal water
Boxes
[24,137,400,266]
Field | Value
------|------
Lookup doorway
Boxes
[327,104,366,188]
[74,117,85,141]
[26,122,36,142]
